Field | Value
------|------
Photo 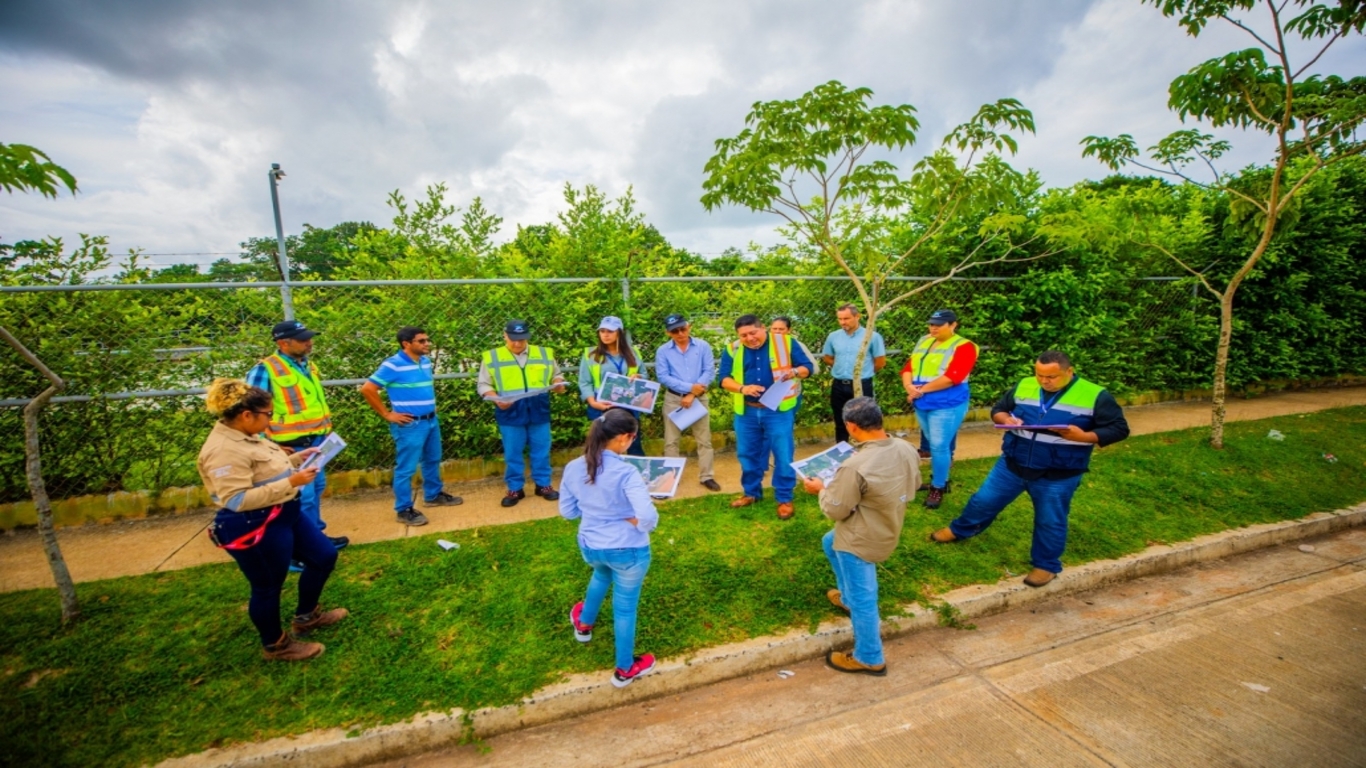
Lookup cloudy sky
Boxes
[1,0,1361,269]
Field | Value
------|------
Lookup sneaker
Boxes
[924,486,946,509]
[288,560,305,573]
[292,606,349,634]
[534,485,560,501]
[262,633,324,662]
[501,489,526,508]
[700,479,722,492]
[396,507,429,526]
[328,535,351,550]
[426,492,463,506]
[569,602,593,643]
[612,654,657,688]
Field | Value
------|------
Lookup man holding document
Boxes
[930,350,1130,587]
[478,320,568,508]
[719,314,813,519]
[654,314,721,492]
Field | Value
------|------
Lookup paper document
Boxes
[596,372,661,414]
[791,441,856,482]
[667,400,709,431]
[299,432,347,471]
[993,424,1072,431]
[621,456,687,498]
[758,377,796,410]
[486,386,552,405]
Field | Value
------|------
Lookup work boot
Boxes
[825,650,886,676]
[396,507,429,526]
[262,633,324,661]
[827,589,850,614]
[924,486,946,509]
[776,502,795,520]
[730,495,758,508]
[928,527,958,544]
[292,606,349,634]
[425,491,463,506]
[1023,568,1056,588]
[534,485,560,501]
[501,489,525,508]
[917,480,950,493]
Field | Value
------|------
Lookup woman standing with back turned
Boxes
[560,409,660,687]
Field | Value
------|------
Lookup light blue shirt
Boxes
[559,451,659,550]
[821,328,886,380]
[367,350,436,416]
[577,345,645,401]
[654,337,715,395]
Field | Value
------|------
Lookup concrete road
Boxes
[381,526,1366,767]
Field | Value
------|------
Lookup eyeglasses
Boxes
[253,410,275,418]
[413,338,431,344]
[666,327,688,334]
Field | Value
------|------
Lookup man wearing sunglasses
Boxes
[361,326,463,526]
[654,313,721,492]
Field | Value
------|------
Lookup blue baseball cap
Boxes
[598,316,624,332]
[927,309,958,326]
[664,313,688,331]
[504,319,530,340]
[272,320,318,341]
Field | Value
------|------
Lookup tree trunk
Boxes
[1209,291,1235,449]
[0,327,79,623]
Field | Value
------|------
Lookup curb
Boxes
[157,502,1366,768]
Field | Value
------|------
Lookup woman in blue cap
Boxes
[579,315,647,456]
[901,309,979,509]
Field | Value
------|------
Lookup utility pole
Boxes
[268,163,294,320]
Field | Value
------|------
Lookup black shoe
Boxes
[917,480,951,493]
[535,485,560,501]
[701,479,722,492]
[501,489,525,508]
[924,486,946,509]
[425,491,463,506]
[328,536,350,550]
[396,507,429,526]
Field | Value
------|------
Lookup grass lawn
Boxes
[4,407,1365,767]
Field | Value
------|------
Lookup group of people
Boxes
[196,307,1130,683]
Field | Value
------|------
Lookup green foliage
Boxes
[2,407,1364,767]
[0,142,77,198]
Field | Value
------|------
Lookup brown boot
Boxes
[292,606,349,634]
[826,589,850,613]
[776,502,794,520]
[928,527,958,544]
[262,633,324,661]
[825,650,886,676]
[730,495,759,508]
[1023,568,1056,588]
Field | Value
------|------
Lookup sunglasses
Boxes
[667,327,688,334]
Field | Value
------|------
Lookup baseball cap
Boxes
[598,316,624,332]
[272,320,318,341]
[927,309,958,326]
[664,313,688,331]
[505,319,531,340]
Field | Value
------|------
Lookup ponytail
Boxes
[584,409,638,484]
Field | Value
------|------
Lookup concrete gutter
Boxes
[156,501,1366,768]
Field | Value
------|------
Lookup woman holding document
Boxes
[579,315,647,456]
[561,409,660,687]
[196,378,348,661]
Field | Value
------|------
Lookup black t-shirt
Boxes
[990,379,1130,480]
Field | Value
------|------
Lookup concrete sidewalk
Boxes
[378,525,1366,767]
[1,386,1363,592]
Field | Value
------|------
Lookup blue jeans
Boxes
[499,421,552,491]
[586,406,644,456]
[390,416,445,511]
[949,456,1084,573]
[735,407,796,502]
[918,401,970,488]
[823,529,883,666]
[213,498,338,646]
[579,545,652,671]
[293,434,329,531]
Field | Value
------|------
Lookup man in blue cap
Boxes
[477,319,568,507]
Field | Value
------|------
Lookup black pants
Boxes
[214,498,338,646]
[830,378,874,443]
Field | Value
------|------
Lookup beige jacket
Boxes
[818,437,921,563]
[197,421,306,513]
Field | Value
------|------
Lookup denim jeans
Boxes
[214,498,339,646]
[499,421,553,490]
[822,529,884,666]
[293,434,330,531]
[830,379,874,444]
[390,416,445,511]
[949,456,1084,573]
[734,406,797,502]
[578,545,652,671]
[585,406,644,456]
[918,401,970,488]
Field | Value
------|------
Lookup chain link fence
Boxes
[0,274,1205,504]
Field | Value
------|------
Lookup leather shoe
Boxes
[729,495,758,508]
[825,650,886,676]
[928,527,958,544]
[1023,568,1056,588]
[700,479,722,492]
[292,606,349,633]
[826,589,849,613]
[776,502,794,520]
[501,489,525,508]
[262,633,324,662]
[328,536,350,550]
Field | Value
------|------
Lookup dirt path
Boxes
[1,387,1362,593]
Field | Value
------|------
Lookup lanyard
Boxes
[607,354,626,375]
[1039,388,1065,417]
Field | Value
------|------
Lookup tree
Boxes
[0,142,77,198]
[1081,0,1366,447]
[237,221,378,280]
[701,80,1064,380]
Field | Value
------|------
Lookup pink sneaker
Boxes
[612,653,656,688]
[570,602,593,643]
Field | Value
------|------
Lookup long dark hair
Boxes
[590,328,638,368]
[584,409,638,484]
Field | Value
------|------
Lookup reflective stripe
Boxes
[1020,431,1075,445]
[908,334,974,385]
[263,354,331,440]
[484,346,556,393]
[1050,403,1094,416]
[1016,397,1041,406]
[728,333,798,414]
[224,491,247,511]
[585,347,639,391]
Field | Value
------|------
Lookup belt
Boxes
[833,378,871,384]
[404,412,437,421]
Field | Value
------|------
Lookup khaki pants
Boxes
[663,391,714,481]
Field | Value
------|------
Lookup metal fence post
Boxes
[620,276,631,325]
[269,163,295,321]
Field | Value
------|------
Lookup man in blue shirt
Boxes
[654,313,720,492]
[719,314,814,519]
[821,304,887,444]
[360,326,462,526]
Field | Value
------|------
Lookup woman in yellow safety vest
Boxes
[578,316,648,456]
